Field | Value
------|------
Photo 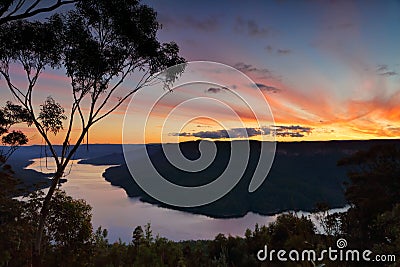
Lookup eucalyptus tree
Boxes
[0,0,185,265]
[0,101,32,165]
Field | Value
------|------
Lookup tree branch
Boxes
[60,103,76,163]
[0,69,27,105]
[73,87,86,128]
[25,67,61,167]
[0,0,76,25]
[6,0,25,18]
[25,0,41,14]
[91,66,133,119]
[91,70,159,124]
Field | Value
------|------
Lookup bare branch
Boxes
[0,0,76,25]
[26,70,61,167]
[60,103,76,163]
[0,4,9,18]
[0,69,27,106]
[6,0,25,18]
[62,125,90,169]
[91,70,160,124]
[73,87,86,127]
[0,62,62,167]
[92,66,133,119]
[25,0,41,14]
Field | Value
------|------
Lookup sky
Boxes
[1,0,400,144]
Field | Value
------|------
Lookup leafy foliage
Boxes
[38,97,67,135]
[0,1,185,265]
[0,17,63,69]
[0,184,94,266]
[44,190,93,266]
[338,145,400,248]
[1,169,399,266]
[0,0,185,164]
[0,101,31,163]
[373,204,400,258]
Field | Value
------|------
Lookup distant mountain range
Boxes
[6,139,400,218]
[79,139,400,218]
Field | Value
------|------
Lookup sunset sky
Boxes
[1,0,400,144]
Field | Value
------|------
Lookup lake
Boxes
[26,157,348,243]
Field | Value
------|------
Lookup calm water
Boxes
[26,158,348,243]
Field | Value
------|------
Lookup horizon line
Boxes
[12,137,400,146]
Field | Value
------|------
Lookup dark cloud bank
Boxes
[171,125,312,139]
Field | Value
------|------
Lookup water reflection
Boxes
[26,158,348,242]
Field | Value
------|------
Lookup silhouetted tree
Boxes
[132,226,145,248]
[0,161,33,266]
[373,204,400,259]
[314,202,344,242]
[0,102,35,265]
[338,144,400,248]
[0,101,32,165]
[0,0,76,24]
[91,226,110,266]
[44,190,93,265]
[0,1,185,265]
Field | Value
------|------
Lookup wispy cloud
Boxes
[171,127,263,139]
[272,125,312,138]
[377,64,388,72]
[380,71,397,77]
[265,45,291,55]
[234,62,276,80]
[277,49,291,55]
[234,17,269,37]
[252,83,280,93]
[171,125,312,139]
[205,87,224,94]
[159,14,219,32]
[376,64,397,76]
[265,45,273,53]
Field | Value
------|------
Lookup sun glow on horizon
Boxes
[1,1,400,145]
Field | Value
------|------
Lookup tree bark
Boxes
[32,169,64,267]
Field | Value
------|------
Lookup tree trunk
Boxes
[32,170,64,267]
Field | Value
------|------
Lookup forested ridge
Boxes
[1,144,400,266]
